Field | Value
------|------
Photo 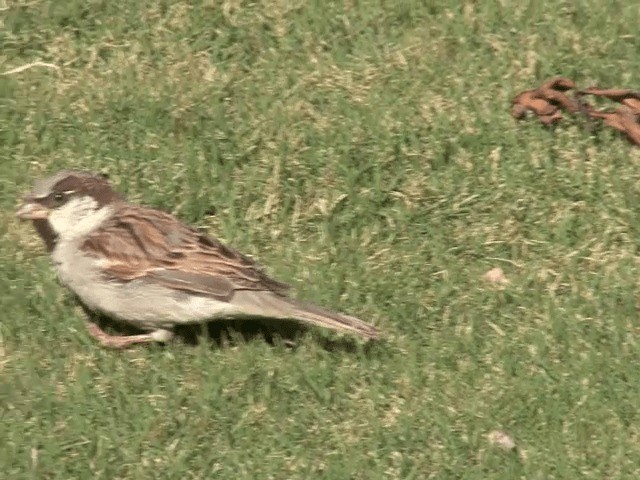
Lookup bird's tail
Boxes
[233,291,380,339]
[286,298,380,339]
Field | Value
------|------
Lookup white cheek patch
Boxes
[48,197,113,240]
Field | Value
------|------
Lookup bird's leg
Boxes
[84,321,173,349]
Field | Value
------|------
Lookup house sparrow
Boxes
[16,170,380,348]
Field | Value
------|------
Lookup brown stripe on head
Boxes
[27,170,123,208]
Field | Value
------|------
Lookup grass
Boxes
[2,0,640,478]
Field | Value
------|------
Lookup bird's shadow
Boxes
[87,309,377,355]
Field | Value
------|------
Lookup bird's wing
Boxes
[80,205,290,301]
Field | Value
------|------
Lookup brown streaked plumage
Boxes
[80,206,291,299]
[16,170,380,348]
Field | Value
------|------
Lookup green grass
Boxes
[2,0,640,478]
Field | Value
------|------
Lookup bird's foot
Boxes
[85,321,173,349]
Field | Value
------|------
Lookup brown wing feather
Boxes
[80,205,290,301]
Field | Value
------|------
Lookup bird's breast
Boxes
[50,240,246,330]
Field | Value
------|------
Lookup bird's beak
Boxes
[16,200,50,220]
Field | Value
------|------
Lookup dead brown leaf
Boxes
[578,86,640,105]
[542,77,575,91]
[511,77,578,124]
[512,78,640,146]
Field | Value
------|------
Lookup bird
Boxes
[16,170,380,348]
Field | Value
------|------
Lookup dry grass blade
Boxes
[1,61,61,76]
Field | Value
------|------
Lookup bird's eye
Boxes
[53,192,65,205]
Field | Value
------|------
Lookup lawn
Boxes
[2,1,640,478]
